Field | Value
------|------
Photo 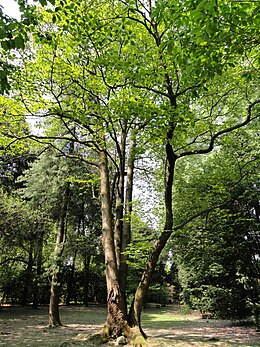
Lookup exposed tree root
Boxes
[126,326,148,347]
[68,326,148,347]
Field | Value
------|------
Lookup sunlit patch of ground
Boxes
[0,305,259,347]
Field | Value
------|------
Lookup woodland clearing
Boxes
[0,305,259,347]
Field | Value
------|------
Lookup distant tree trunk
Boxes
[33,229,44,308]
[49,182,70,327]
[99,149,129,338]
[21,244,34,306]
[65,249,77,305]
[83,254,91,306]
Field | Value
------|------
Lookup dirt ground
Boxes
[0,305,259,347]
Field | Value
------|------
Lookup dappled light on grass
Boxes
[142,306,259,347]
[0,305,259,347]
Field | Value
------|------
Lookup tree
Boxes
[19,140,102,323]
[3,0,259,343]
[171,131,259,324]
[0,188,51,305]
[0,0,57,92]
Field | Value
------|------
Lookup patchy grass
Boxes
[142,306,260,347]
[0,305,259,347]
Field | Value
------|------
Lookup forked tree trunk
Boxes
[99,149,129,338]
[49,183,70,327]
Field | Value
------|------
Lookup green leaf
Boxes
[39,0,47,6]
[0,69,7,79]
[1,41,10,51]
[0,76,9,92]
[167,40,174,54]
[0,28,7,40]
[14,36,25,49]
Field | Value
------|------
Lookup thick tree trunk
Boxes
[49,272,62,326]
[48,183,70,327]
[99,149,129,338]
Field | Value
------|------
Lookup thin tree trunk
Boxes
[33,229,44,308]
[83,254,91,307]
[120,133,136,302]
[49,182,70,327]
[114,124,127,271]
[66,249,77,305]
[129,125,177,333]
[21,245,34,306]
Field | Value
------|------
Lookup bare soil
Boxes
[0,305,259,347]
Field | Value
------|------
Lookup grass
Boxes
[0,305,259,347]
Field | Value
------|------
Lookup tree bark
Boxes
[99,148,129,338]
[120,132,136,301]
[48,182,70,327]
[114,133,126,271]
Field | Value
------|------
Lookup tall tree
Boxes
[171,133,259,325]
[4,0,259,343]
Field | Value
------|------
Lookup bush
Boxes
[146,284,171,306]
[187,285,252,320]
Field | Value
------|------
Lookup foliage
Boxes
[173,135,260,320]
[0,188,52,304]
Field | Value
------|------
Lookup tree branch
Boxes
[172,201,231,232]
[178,99,260,158]
[132,83,169,98]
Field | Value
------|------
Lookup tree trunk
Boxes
[99,149,129,338]
[83,254,91,307]
[66,249,77,305]
[129,125,176,333]
[33,229,44,308]
[114,124,127,271]
[49,271,62,326]
[120,132,136,300]
[48,183,70,327]
[21,245,34,306]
